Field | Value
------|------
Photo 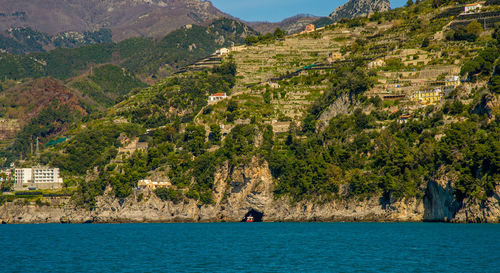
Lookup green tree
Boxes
[421,37,430,48]
[184,124,206,156]
[209,124,221,144]
[466,21,483,37]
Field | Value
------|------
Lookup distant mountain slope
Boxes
[0,27,112,54]
[329,0,390,21]
[0,18,257,80]
[0,0,230,41]
[248,14,319,34]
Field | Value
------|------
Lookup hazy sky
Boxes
[210,0,407,22]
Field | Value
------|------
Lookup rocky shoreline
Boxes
[2,158,499,224]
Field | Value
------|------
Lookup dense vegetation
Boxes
[1,104,81,163]
[71,64,147,110]
[118,59,236,129]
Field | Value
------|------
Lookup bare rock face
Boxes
[423,180,460,222]
[317,93,355,130]
[0,0,229,41]
[453,185,500,223]
[329,0,390,22]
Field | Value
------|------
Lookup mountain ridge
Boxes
[0,0,230,41]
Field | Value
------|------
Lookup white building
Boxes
[208,93,228,103]
[464,3,482,14]
[14,168,32,184]
[138,179,172,190]
[368,59,386,69]
[14,167,63,190]
[215,48,230,55]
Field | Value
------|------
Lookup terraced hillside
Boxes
[3,1,500,223]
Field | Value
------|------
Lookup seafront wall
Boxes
[1,158,499,224]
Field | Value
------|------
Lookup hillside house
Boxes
[208,92,227,103]
[398,115,411,124]
[410,88,443,105]
[368,59,386,69]
[303,24,315,33]
[267,82,281,89]
[138,180,172,190]
[215,48,230,55]
[327,52,343,63]
[464,3,482,14]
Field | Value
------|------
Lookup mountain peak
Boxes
[329,0,390,21]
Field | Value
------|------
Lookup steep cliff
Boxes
[2,157,498,224]
[0,157,461,224]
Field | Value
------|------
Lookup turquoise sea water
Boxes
[0,223,499,272]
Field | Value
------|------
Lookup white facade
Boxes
[215,48,230,55]
[14,168,32,184]
[208,93,228,103]
[464,3,481,14]
[14,167,63,185]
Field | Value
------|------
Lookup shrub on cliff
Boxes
[154,188,183,204]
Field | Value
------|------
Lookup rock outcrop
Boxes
[1,157,498,224]
[248,14,319,35]
[330,0,391,22]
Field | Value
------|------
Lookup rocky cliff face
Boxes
[0,0,229,41]
[329,0,390,22]
[4,157,497,224]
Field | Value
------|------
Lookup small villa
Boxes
[208,92,227,103]
[302,24,315,34]
[464,3,482,14]
[267,82,280,89]
[215,48,230,55]
[368,58,386,69]
[398,115,411,124]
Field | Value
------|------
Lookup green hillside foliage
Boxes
[71,64,147,110]
[117,59,236,128]
[41,121,143,175]
[2,104,81,162]
[0,18,257,80]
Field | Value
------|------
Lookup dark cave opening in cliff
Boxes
[242,209,263,222]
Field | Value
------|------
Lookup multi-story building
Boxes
[14,167,63,190]
[410,88,443,105]
[444,75,461,94]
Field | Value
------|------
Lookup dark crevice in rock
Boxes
[242,209,263,222]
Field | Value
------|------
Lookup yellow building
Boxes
[410,88,443,105]
[445,76,460,87]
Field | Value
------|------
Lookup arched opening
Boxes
[241,209,264,222]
